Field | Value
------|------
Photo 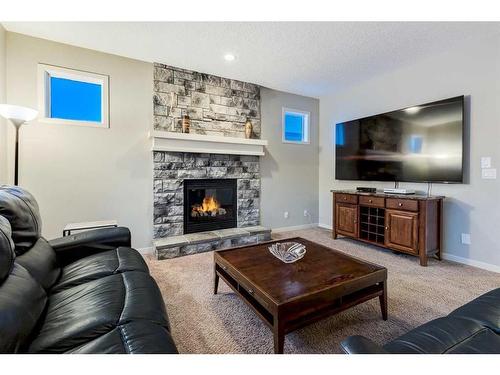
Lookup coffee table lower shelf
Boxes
[214,262,387,354]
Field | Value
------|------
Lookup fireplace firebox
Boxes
[183,179,237,234]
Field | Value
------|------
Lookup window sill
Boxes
[38,117,109,128]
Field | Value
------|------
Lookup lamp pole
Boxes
[14,123,20,185]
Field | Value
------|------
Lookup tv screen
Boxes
[335,96,464,183]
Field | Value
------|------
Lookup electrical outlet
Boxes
[482,168,497,179]
[461,233,471,245]
[303,210,309,217]
[481,156,492,169]
[284,211,289,219]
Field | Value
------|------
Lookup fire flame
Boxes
[193,196,220,214]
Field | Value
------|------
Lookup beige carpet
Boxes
[144,227,500,354]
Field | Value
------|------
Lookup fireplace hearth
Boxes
[184,178,237,234]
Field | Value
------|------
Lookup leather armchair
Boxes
[341,288,500,354]
[49,226,131,265]
[0,185,178,354]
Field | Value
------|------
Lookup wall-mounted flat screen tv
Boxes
[335,96,464,183]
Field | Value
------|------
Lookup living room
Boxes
[1,0,499,372]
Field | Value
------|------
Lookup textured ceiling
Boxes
[3,22,500,98]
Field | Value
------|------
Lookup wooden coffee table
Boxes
[214,237,388,353]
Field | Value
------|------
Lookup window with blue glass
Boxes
[50,77,102,122]
[282,108,309,144]
[39,64,109,127]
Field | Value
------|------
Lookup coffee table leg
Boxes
[214,272,219,295]
[273,318,284,354]
[379,280,388,321]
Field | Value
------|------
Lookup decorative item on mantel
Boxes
[244,117,253,139]
[181,114,190,134]
[268,242,306,263]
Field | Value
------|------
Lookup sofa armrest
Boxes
[340,336,389,354]
[49,226,131,265]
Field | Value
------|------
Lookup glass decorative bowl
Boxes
[268,242,306,263]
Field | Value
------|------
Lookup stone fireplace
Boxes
[153,151,270,259]
[151,63,271,260]
[153,151,261,239]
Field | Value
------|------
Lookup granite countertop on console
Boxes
[330,189,445,200]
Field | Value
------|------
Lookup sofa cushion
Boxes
[383,316,487,354]
[0,186,42,255]
[51,247,148,293]
[65,321,178,354]
[446,328,500,354]
[16,237,61,290]
[0,263,47,353]
[0,216,15,283]
[28,271,169,353]
[449,288,500,334]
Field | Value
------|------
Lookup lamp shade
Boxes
[0,104,38,127]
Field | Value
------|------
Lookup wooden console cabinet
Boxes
[331,190,444,266]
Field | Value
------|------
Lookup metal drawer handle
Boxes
[222,265,227,270]
[344,197,347,200]
[385,227,388,230]
[369,199,372,203]
[398,203,403,207]
[248,289,254,295]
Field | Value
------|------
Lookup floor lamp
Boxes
[0,104,38,185]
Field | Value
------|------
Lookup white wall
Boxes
[6,33,154,249]
[0,25,6,184]
[261,88,319,230]
[319,33,500,270]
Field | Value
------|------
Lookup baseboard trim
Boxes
[318,223,499,273]
[318,223,333,230]
[272,223,318,233]
[442,253,500,273]
[137,246,153,255]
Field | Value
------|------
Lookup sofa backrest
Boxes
[0,216,48,353]
[0,186,42,255]
[0,186,60,290]
[0,216,15,283]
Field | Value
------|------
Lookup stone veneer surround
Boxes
[153,63,261,138]
[153,151,260,239]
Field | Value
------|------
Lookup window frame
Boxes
[282,107,310,144]
[37,63,109,128]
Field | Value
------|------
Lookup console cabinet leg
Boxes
[419,252,428,267]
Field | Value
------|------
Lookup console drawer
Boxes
[359,196,385,208]
[386,198,418,212]
[335,193,358,204]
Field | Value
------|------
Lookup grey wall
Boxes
[319,32,500,271]
[3,32,320,250]
[5,33,154,249]
[261,88,319,229]
[0,25,6,184]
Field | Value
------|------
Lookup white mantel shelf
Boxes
[149,131,268,156]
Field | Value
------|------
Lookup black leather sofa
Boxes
[0,185,178,354]
[341,287,500,354]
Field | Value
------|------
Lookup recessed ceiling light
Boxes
[224,53,236,62]
[404,106,420,114]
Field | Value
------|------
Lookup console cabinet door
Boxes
[335,203,358,238]
[385,209,418,254]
